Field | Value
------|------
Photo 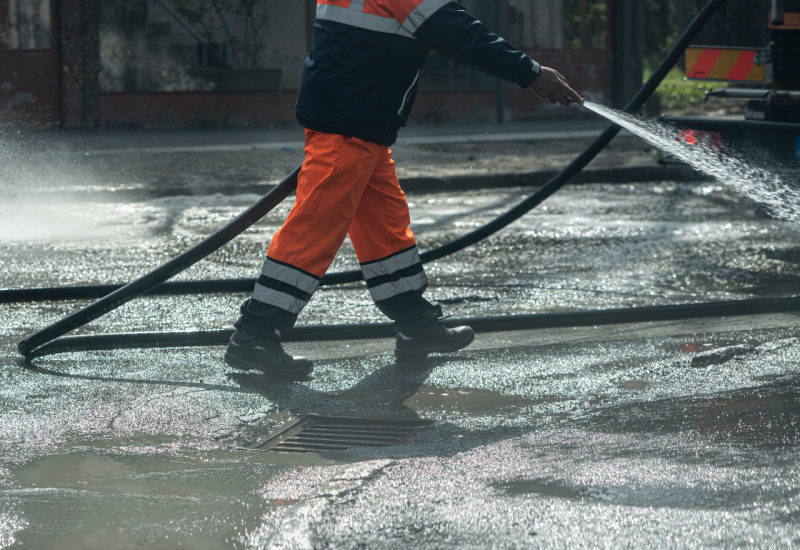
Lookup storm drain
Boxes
[252,414,434,453]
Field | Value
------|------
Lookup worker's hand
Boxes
[529,67,582,107]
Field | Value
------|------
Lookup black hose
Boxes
[26,296,800,360]
[16,0,729,358]
[0,279,256,304]
[1,0,729,306]
[16,165,301,357]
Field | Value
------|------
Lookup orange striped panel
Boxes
[686,47,764,82]
[319,0,351,7]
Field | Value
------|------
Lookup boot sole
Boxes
[224,351,313,379]
[395,331,476,362]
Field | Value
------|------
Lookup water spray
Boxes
[576,101,800,222]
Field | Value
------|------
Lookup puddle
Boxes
[8,450,294,549]
[16,455,135,486]
[328,383,552,416]
[619,380,649,391]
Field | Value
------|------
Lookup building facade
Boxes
[0,0,617,128]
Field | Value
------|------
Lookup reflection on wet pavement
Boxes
[2,181,800,547]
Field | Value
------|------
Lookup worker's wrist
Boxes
[517,58,541,88]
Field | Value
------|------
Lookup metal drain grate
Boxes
[251,414,434,453]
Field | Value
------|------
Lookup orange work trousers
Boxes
[271,130,418,275]
[238,129,438,334]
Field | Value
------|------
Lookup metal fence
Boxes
[98,0,609,94]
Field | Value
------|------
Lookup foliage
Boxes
[168,0,269,70]
[565,0,607,49]
[644,66,712,110]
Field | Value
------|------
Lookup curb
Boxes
[29,164,701,202]
[80,129,611,156]
[399,164,700,193]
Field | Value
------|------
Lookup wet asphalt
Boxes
[2,175,800,548]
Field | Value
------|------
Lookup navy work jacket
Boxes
[296,0,542,145]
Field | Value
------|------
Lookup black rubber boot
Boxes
[395,320,475,362]
[224,329,313,379]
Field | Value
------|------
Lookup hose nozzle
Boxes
[562,93,584,106]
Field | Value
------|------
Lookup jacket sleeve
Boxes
[414,1,541,88]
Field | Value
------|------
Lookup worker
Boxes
[225,0,582,378]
